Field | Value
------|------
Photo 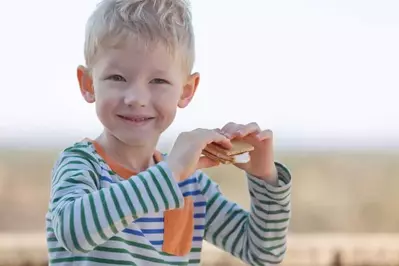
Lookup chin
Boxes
[117,132,159,147]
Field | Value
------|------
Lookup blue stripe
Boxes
[100,176,114,184]
[194,201,206,207]
[183,190,201,197]
[150,240,163,246]
[194,225,205,230]
[135,217,164,223]
[178,177,197,187]
[142,229,164,234]
[151,237,203,246]
[122,229,144,236]
[194,213,205,218]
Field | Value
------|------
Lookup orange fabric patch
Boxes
[88,139,194,256]
[163,196,194,256]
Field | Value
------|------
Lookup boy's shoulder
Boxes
[58,139,95,156]
[52,139,100,170]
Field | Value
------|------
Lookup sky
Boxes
[0,0,398,149]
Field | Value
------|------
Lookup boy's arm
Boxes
[49,149,184,254]
[200,162,291,265]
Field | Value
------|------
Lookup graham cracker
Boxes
[201,150,232,164]
[205,140,254,156]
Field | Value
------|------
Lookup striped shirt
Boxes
[46,140,292,265]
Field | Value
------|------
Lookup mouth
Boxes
[117,115,155,123]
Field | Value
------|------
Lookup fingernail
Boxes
[221,131,229,137]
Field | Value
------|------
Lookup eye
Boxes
[150,78,169,85]
[107,75,126,82]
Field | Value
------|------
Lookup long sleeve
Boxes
[49,149,184,254]
[199,162,291,265]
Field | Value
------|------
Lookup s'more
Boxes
[202,140,254,164]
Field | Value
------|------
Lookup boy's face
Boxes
[77,37,199,146]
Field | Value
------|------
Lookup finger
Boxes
[256,129,273,141]
[209,130,232,149]
[237,122,261,137]
[221,122,241,138]
[197,156,220,169]
[196,129,231,149]
[242,129,273,146]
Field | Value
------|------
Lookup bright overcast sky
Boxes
[0,0,398,149]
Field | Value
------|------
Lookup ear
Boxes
[77,65,95,103]
[178,72,200,108]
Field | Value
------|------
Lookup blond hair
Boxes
[84,0,195,73]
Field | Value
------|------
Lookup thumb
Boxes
[196,156,220,170]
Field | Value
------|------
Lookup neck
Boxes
[96,131,158,172]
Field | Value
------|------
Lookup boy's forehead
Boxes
[92,39,187,74]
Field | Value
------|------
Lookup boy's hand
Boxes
[220,122,277,184]
[166,129,232,182]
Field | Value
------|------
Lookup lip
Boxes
[117,114,155,123]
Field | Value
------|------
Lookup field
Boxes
[0,147,398,265]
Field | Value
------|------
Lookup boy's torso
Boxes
[46,140,207,266]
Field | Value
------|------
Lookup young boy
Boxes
[45,0,292,265]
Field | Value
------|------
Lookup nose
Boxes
[124,84,149,107]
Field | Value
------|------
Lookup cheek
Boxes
[153,91,179,122]
[95,88,120,116]
[155,90,180,110]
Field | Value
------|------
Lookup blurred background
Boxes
[0,0,398,265]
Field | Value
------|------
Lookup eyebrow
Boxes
[151,69,170,76]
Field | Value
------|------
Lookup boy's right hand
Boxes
[166,128,232,182]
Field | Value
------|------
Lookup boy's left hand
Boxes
[219,122,278,185]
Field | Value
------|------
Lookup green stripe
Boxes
[50,256,136,265]
[201,178,212,195]
[70,201,86,252]
[249,237,286,255]
[211,209,243,243]
[53,167,84,187]
[205,193,219,214]
[94,246,188,265]
[88,194,107,240]
[59,210,67,251]
[198,172,204,183]
[128,178,148,213]
[99,190,118,234]
[252,204,290,215]
[66,148,100,168]
[110,236,157,251]
[248,222,285,242]
[48,247,65,252]
[251,206,290,224]
[65,143,90,150]
[155,165,180,208]
[81,198,97,247]
[110,186,129,227]
[148,170,169,209]
[221,215,247,249]
[138,174,159,212]
[231,225,245,256]
[249,177,290,195]
[249,191,290,207]
[252,187,290,202]
[206,199,227,227]
[118,183,137,218]
[250,213,287,233]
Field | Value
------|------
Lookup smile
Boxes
[117,115,155,124]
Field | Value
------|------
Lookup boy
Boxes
[45,0,292,265]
